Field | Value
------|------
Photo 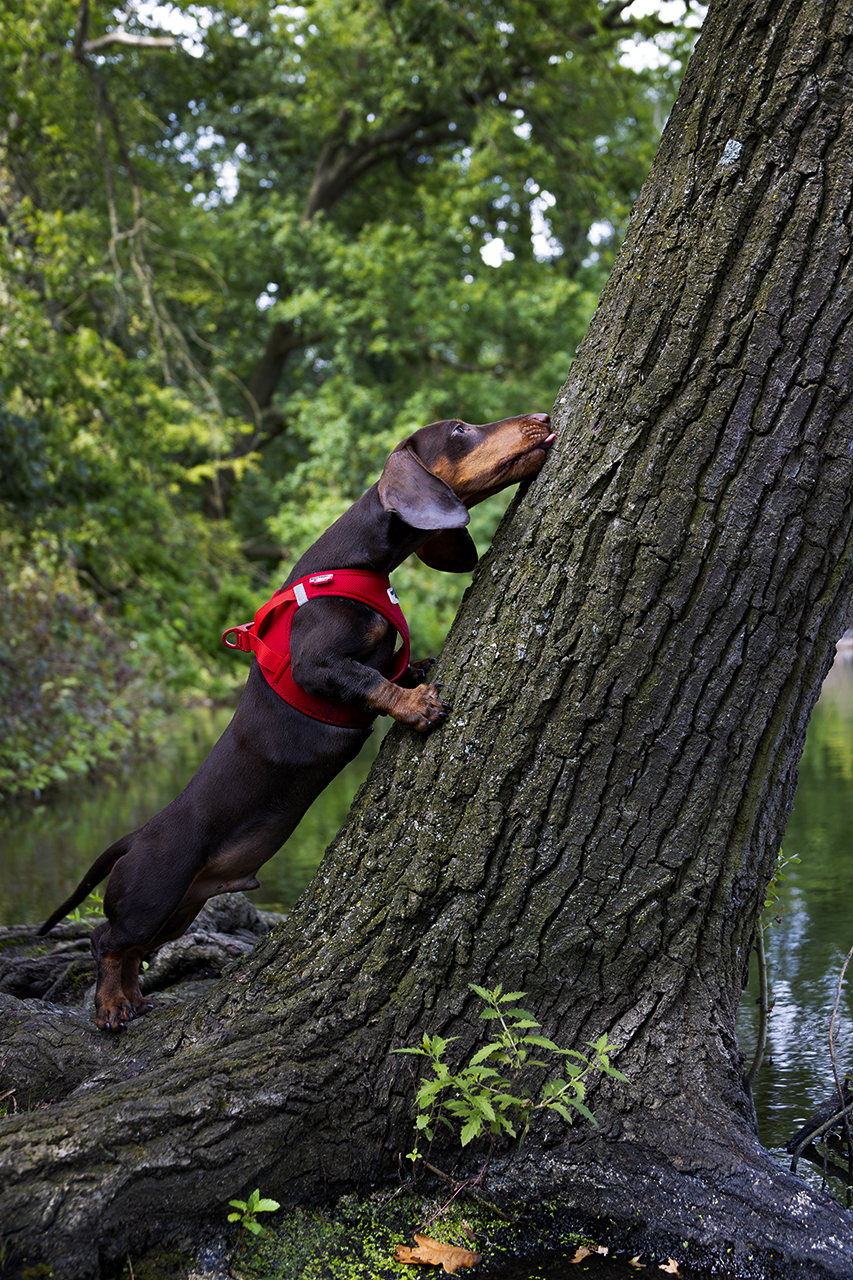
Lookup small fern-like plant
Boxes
[394,983,628,1164]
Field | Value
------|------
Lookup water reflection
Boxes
[0,706,381,926]
[737,643,853,1199]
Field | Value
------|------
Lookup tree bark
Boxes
[5,0,853,1274]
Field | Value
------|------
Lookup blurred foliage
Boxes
[0,0,700,797]
[0,551,152,796]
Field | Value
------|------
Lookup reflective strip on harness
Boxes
[222,569,410,728]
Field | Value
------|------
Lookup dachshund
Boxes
[39,412,555,1029]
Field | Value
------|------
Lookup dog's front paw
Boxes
[399,656,437,687]
[392,681,450,732]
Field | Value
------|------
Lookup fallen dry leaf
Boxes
[628,1257,645,1269]
[395,1234,482,1274]
[460,1221,477,1243]
[659,1261,681,1276]
[570,1246,592,1263]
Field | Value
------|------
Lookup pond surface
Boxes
[0,705,382,926]
[736,647,853,1204]
[2,660,853,1245]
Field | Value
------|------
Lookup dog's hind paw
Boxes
[95,997,156,1032]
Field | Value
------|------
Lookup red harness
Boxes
[222,569,410,728]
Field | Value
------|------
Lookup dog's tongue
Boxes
[543,433,556,445]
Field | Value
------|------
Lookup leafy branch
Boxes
[394,983,628,1163]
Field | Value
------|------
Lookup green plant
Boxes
[394,984,628,1164]
[68,889,105,922]
[227,1189,281,1237]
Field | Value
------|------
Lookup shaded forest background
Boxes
[0,0,702,800]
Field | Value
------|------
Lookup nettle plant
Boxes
[394,984,628,1163]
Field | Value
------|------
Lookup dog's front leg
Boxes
[290,601,449,731]
[363,674,449,731]
[295,650,449,731]
[397,656,437,687]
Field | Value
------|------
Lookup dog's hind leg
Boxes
[89,839,205,1029]
[90,932,147,1032]
[120,947,154,1020]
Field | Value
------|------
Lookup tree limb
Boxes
[82,33,177,54]
[301,110,451,223]
[72,0,177,60]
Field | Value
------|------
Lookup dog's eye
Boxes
[451,422,467,434]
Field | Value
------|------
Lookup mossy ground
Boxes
[224,1189,691,1279]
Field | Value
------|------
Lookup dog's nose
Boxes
[530,413,550,423]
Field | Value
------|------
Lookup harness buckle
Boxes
[222,623,253,652]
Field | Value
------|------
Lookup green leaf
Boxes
[468,983,493,1002]
[498,991,527,1002]
[468,1042,504,1066]
[601,1066,631,1082]
[569,1098,598,1126]
[416,1079,445,1106]
[493,1093,529,1110]
[476,1095,497,1123]
[256,1199,280,1213]
[460,1118,482,1146]
[523,1035,561,1051]
[471,1066,503,1081]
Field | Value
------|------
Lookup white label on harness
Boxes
[309,573,334,585]
[387,586,399,605]
[294,582,309,606]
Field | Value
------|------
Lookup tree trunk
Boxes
[5,0,853,1274]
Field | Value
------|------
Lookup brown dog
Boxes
[39,413,555,1029]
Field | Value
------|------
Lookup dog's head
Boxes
[377,413,554,571]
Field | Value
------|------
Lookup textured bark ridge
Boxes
[4,1,853,1276]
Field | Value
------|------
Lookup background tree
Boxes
[4,0,853,1276]
[0,0,693,796]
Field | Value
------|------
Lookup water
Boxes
[0,704,382,926]
[736,646,853,1203]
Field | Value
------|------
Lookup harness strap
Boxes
[222,569,410,728]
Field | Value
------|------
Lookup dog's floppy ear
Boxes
[378,445,469,530]
[416,529,478,572]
